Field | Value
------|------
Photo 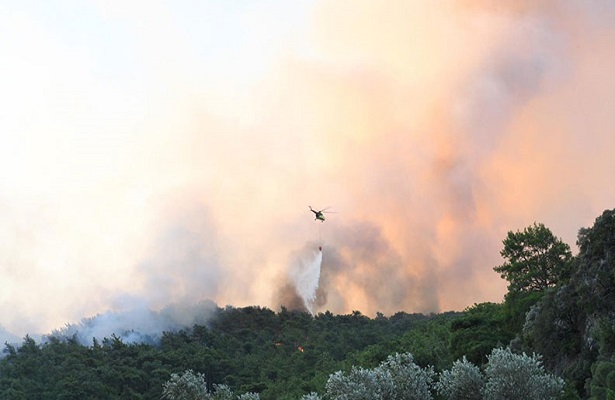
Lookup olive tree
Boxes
[325,352,434,400]
[299,393,322,400]
[162,371,260,400]
[378,353,434,400]
[162,370,208,400]
[325,366,393,400]
[435,356,484,400]
[482,348,564,400]
[236,393,260,400]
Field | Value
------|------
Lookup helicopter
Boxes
[309,206,334,222]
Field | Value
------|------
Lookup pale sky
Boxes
[1,1,615,338]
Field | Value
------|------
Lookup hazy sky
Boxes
[1,0,615,338]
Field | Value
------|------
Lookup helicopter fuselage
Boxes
[310,209,325,221]
[309,206,327,222]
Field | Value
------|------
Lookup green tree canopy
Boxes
[449,303,513,366]
[494,223,572,293]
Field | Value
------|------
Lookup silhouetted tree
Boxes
[494,223,572,293]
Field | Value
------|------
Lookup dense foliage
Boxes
[161,349,563,400]
[0,308,450,399]
[520,210,615,398]
[0,208,614,399]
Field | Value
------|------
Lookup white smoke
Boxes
[287,247,323,315]
[50,300,219,345]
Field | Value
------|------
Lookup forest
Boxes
[1,208,614,399]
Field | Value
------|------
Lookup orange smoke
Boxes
[254,1,615,314]
[131,1,615,316]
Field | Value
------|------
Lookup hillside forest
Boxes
[1,208,615,399]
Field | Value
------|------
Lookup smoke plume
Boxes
[1,1,615,338]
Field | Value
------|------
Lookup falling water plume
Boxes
[289,248,323,315]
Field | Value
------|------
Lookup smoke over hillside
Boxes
[1,1,615,338]
[52,301,219,345]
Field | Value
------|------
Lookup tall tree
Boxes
[494,223,572,293]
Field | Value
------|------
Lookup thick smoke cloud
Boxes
[319,222,439,314]
[1,1,615,338]
[262,1,615,314]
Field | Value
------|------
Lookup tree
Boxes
[519,209,615,398]
[162,370,208,400]
[494,223,572,293]
[450,303,513,365]
[325,367,392,400]
[575,209,615,315]
[377,353,434,400]
[161,374,260,400]
[521,284,586,373]
[571,209,615,398]
[588,361,615,400]
[299,393,321,400]
[209,384,234,400]
[435,349,564,400]
[435,356,484,400]
[324,353,434,400]
[237,393,261,400]
[482,348,564,400]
